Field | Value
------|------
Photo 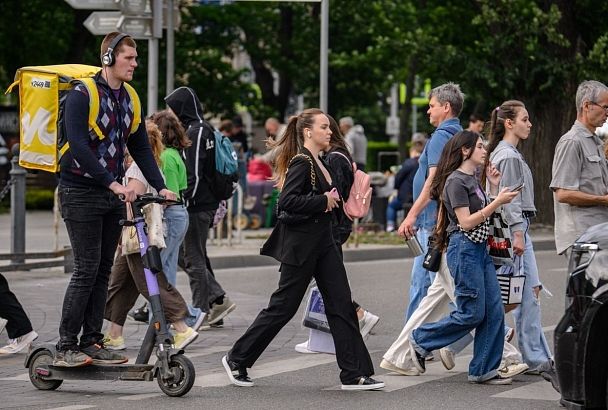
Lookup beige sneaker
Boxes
[103,334,126,351]
[379,359,420,376]
[173,327,199,349]
[208,297,236,325]
[0,330,38,354]
[498,362,529,378]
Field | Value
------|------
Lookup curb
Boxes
[210,238,556,270]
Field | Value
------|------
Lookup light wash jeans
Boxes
[510,218,552,369]
[161,204,202,326]
[411,232,505,382]
[405,227,436,321]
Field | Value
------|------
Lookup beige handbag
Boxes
[121,202,166,256]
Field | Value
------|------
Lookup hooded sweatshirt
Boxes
[165,87,218,212]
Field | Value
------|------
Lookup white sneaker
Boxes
[294,340,319,354]
[358,311,380,338]
[439,348,455,370]
[0,330,38,354]
[498,362,529,378]
[379,359,420,376]
[0,318,7,335]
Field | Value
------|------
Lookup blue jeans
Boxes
[406,227,435,321]
[411,232,505,381]
[511,218,552,369]
[160,205,201,325]
[386,197,403,226]
[161,205,189,286]
[57,185,125,350]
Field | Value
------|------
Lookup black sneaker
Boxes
[81,343,128,364]
[53,349,93,367]
[222,355,254,387]
[128,303,149,323]
[341,376,385,391]
[409,342,426,373]
[210,319,224,328]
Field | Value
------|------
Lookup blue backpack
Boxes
[206,127,239,200]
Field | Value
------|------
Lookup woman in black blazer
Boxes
[222,108,384,391]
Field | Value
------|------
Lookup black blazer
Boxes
[261,147,334,266]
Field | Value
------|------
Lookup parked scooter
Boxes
[25,193,196,397]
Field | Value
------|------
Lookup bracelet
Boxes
[480,210,487,221]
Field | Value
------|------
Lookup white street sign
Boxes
[64,0,120,10]
[117,15,155,39]
[121,0,150,15]
[83,11,121,36]
[386,116,400,136]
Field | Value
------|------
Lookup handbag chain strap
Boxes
[289,153,316,189]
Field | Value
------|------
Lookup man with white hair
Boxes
[551,80,608,256]
[339,116,368,171]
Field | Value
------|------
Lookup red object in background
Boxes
[247,158,273,182]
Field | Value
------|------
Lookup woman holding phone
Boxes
[409,130,519,384]
[222,108,383,391]
[485,100,552,373]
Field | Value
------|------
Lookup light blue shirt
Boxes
[412,118,462,229]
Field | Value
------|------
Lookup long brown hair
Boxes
[267,108,325,189]
[430,130,480,250]
[149,109,191,150]
[144,119,165,166]
[327,114,352,160]
[485,100,525,160]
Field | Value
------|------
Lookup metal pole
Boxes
[319,0,328,112]
[10,144,26,264]
[148,38,158,115]
[166,0,175,96]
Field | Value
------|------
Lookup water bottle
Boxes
[405,235,423,256]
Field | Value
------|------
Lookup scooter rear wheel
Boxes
[157,354,195,397]
[29,350,63,390]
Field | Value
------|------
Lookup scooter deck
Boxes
[37,363,156,382]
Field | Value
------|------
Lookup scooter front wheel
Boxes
[29,350,63,390]
[157,354,195,397]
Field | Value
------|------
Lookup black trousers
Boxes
[0,273,33,339]
[228,228,374,383]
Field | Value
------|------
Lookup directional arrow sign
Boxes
[64,0,120,10]
[83,11,121,36]
[117,15,155,39]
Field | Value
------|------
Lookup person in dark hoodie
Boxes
[164,87,236,328]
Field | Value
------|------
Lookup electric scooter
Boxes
[25,193,196,397]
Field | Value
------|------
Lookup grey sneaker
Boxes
[208,297,236,325]
[81,343,128,364]
[53,349,93,367]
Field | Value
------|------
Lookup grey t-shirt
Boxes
[550,121,608,254]
[443,170,487,233]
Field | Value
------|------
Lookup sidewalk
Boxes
[0,210,557,274]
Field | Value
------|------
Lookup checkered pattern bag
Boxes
[459,219,490,243]
[487,210,514,266]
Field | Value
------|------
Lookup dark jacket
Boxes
[60,71,164,191]
[325,147,354,244]
[261,148,334,266]
[394,156,419,204]
[165,87,218,212]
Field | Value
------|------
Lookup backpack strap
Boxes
[77,77,104,140]
[123,82,141,135]
[329,150,357,173]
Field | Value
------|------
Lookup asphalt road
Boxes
[0,250,567,409]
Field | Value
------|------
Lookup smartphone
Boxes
[329,187,340,199]
[510,182,524,192]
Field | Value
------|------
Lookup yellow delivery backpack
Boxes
[5,64,141,172]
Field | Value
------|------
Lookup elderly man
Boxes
[398,82,464,320]
[550,80,608,256]
[339,116,368,171]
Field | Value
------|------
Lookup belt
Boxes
[522,211,536,218]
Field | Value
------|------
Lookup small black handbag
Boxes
[277,154,318,225]
[422,236,442,272]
